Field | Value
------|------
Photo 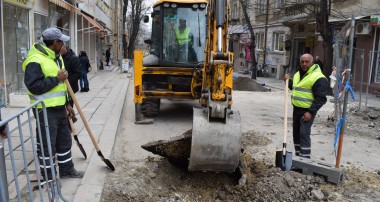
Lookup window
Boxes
[296,0,315,3]
[255,32,265,50]
[274,0,285,9]
[376,51,380,83]
[3,4,29,92]
[257,0,266,14]
[233,4,238,19]
[34,13,49,42]
[273,32,284,52]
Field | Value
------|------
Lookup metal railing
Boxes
[328,43,366,122]
[0,100,67,202]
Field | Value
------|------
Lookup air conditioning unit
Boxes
[355,22,372,35]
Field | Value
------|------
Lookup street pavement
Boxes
[1,67,379,201]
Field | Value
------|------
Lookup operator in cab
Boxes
[174,19,197,62]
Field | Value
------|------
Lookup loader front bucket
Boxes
[188,108,242,172]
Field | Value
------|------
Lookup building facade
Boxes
[229,0,380,94]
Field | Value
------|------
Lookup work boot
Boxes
[60,169,85,179]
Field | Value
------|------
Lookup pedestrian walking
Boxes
[79,51,90,92]
[105,47,111,66]
[283,53,328,158]
[22,27,84,179]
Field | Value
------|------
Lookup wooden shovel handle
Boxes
[65,80,101,152]
[283,79,289,146]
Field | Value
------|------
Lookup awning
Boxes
[49,0,80,14]
[80,12,106,33]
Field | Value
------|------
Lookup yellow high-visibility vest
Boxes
[291,64,326,108]
[175,28,191,45]
[22,43,67,108]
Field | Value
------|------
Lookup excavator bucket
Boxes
[188,108,242,172]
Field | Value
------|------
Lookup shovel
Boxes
[275,77,292,171]
[68,117,87,159]
[64,80,115,171]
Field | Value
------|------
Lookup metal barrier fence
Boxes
[329,43,366,122]
[0,100,67,201]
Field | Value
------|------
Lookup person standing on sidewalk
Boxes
[0,110,6,139]
[283,53,328,158]
[105,47,111,66]
[79,51,90,92]
[22,27,84,179]
[314,56,324,72]
[60,44,82,109]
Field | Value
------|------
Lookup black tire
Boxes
[141,99,161,117]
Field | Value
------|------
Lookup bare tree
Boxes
[123,0,129,59]
[124,0,149,59]
[239,0,257,79]
[316,0,333,78]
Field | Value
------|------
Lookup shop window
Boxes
[3,4,29,93]
[48,3,71,45]
[34,13,49,42]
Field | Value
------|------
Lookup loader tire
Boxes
[141,99,160,117]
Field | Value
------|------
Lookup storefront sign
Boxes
[370,15,380,26]
[4,0,34,9]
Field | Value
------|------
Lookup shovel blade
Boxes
[275,151,293,171]
[73,135,87,159]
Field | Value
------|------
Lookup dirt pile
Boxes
[233,76,271,92]
[102,155,324,201]
[102,86,380,201]
[344,106,380,139]
[141,130,192,168]
[103,127,380,201]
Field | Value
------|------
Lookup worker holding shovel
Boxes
[22,27,85,180]
[283,54,328,158]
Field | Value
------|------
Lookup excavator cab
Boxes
[144,1,207,67]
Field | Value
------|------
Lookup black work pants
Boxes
[34,106,74,179]
[106,57,110,65]
[292,108,315,158]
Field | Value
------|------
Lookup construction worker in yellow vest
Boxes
[283,53,328,159]
[22,27,84,180]
[174,19,197,62]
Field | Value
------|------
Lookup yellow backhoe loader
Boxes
[134,0,241,172]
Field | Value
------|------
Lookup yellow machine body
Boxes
[134,0,241,172]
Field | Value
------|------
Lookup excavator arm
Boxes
[188,0,242,172]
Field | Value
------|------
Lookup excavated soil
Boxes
[103,130,380,201]
[102,86,380,201]
[233,76,271,92]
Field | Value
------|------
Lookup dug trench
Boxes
[102,76,380,201]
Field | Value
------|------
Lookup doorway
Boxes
[290,38,306,75]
